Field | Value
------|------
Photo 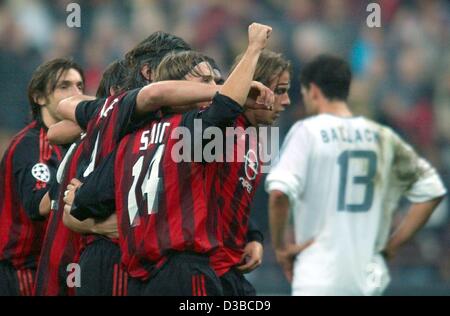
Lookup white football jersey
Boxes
[265,114,447,296]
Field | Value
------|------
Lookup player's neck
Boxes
[319,100,353,118]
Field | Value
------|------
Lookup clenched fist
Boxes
[248,23,272,51]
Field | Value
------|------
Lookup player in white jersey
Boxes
[265,55,447,296]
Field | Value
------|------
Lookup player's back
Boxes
[288,114,424,295]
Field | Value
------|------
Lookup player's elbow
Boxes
[137,83,165,113]
[270,190,289,204]
[57,97,77,121]
[56,98,69,117]
[269,190,290,214]
[427,194,446,209]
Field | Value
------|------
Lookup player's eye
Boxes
[274,87,289,95]
[202,76,213,83]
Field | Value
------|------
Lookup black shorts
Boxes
[0,261,34,296]
[220,268,256,296]
[129,252,223,296]
[76,238,128,296]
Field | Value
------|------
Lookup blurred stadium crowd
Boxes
[0,0,448,295]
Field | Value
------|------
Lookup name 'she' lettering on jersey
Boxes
[100,98,119,118]
[136,119,279,173]
[140,122,171,150]
[321,127,381,144]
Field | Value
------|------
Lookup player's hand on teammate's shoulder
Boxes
[275,240,314,283]
[248,22,272,51]
[236,241,264,274]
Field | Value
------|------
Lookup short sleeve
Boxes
[391,133,447,203]
[12,136,57,221]
[265,121,311,206]
[181,92,243,133]
[75,98,105,130]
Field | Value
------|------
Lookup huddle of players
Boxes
[0,23,292,296]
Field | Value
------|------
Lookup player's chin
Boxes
[269,114,280,125]
[262,118,275,125]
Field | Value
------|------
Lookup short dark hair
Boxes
[231,49,291,86]
[96,59,128,98]
[27,58,84,120]
[124,31,191,89]
[300,54,352,101]
[154,51,212,82]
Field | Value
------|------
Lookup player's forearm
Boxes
[386,197,444,251]
[39,192,51,217]
[57,95,95,122]
[219,46,262,106]
[269,190,291,250]
[63,207,95,234]
[136,81,220,115]
[91,214,119,238]
[47,120,82,145]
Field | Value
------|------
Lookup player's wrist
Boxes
[246,44,264,55]
[382,244,398,260]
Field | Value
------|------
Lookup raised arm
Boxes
[135,23,272,116]
[47,120,82,145]
[57,95,96,122]
[220,23,272,106]
[135,81,221,116]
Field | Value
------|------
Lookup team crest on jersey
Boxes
[240,149,259,194]
[244,149,258,181]
[31,163,51,183]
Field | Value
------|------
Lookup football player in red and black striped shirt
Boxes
[66,23,274,296]
[34,59,128,296]
[0,59,84,296]
[48,32,227,296]
[211,49,292,296]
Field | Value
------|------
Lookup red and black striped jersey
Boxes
[72,93,244,280]
[75,88,153,246]
[34,89,148,295]
[210,115,263,276]
[115,115,222,280]
[34,141,83,296]
[0,120,63,271]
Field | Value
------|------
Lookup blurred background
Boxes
[0,0,449,295]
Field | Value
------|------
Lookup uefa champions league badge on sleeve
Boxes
[32,163,51,183]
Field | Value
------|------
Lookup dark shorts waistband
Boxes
[167,251,210,265]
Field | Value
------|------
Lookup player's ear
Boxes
[310,83,321,101]
[140,64,153,83]
[34,93,47,107]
